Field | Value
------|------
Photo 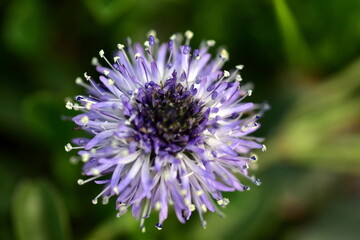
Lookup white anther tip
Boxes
[236,64,244,70]
[236,74,242,81]
[92,168,100,175]
[75,77,83,84]
[91,57,99,66]
[247,90,253,96]
[99,49,105,58]
[81,153,89,162]
[155,201,161,211]
[147,29,157,38]
[185,30,194,39]
[80,116,89,126]
[206,40,216,47]
[92,199,98,204]
[77,179,84,185]
[170,34,176,40]
[64,143,72,152]
[108,79,115,85]
[262,144,267,152]
[65,101,73,110]
[84,72,91,81]
[113,56,120,62]
[223,70,230,77]
[220,49,229,60]
[117,44,124,50]
[103,70,110,76]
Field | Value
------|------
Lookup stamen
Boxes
[92,185,110,205]
[139,199,150,232]
[65,101,73,110]
[91,57,99,66]
[185,30,193,45]
[64,143,72,152]
[206,40,216,47]
[83,72,104,95]
[262,144,267,152]
[236,74,242,81]
[77,175,102,185]
[220,49,229,60]
[236,64,244,70]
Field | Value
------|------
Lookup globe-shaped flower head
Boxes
[65,31,268,231]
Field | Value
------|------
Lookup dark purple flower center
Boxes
[128,73,208,154]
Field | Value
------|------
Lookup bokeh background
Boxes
[1,0,360,239]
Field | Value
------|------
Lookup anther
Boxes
[243,186,251,191]
[99,49,105,58]
[84,72,91,81]
[75,77,83,85]
[236,64,244,70]
[201,204,207,212]
[185,30,194,39]
[108,79,115,85]
[81,152,90,162]
[102,196,109,205]
[91,57,99,66]
[247,90,253,96]
[155,201,161,211]
[236,74,242,81]
[217,198,230,207]
[65,101,73,110]
[113,56,120,62]
[220,49,229,60]
[206,40,216,47]
[77,179,84,185]
[117,44,125,50]
[223,70,230,77]
[113,186,119,195]
[64,143,72,152]
[254,178,262,186]
[262,144,267,152]
[103,70,110,76]
[80,116,89,126]
[147,29,157,38]
[91,168,100,176]
[170,34,176,40]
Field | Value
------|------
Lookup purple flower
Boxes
[65,31,268,231]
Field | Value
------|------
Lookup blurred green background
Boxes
[1,0,360,239]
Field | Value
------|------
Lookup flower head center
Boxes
[130,76,207,154]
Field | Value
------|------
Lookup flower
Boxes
[65,30,268,231]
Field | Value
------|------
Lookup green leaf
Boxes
[12,180,71,240]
